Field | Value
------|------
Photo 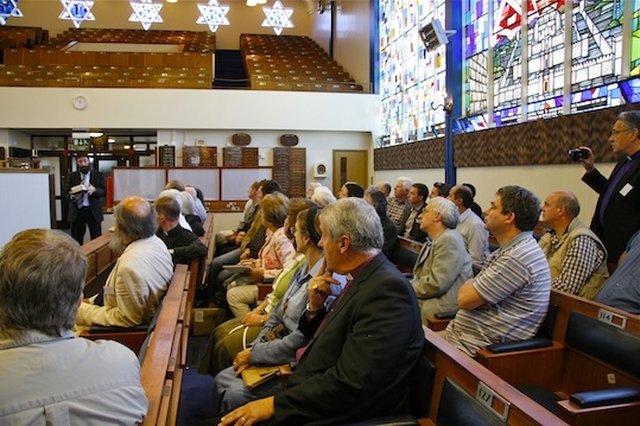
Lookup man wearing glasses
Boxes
[580,110,640,266]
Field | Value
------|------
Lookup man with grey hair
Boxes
[374,181,392,197]
[218,198,424,425]
[580,110,640,264]
[0,229,148,424]
[442,186,551,357]
[412,197,473,322]
[387,176,413,230]
[539,190,608,298]
[448,184,490,264]
[77,196,174,328]
[310,185,337,208]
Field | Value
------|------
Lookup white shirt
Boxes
[456,208,490,264]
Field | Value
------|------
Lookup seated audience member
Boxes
[218,198,423,426]
[215,181,260,255]
[76,196,174,328]
[448,185,490,264]
[375,180,392,197]
[306,182,322,199]
[387,176,412,230]
[158,187,194,232]
[364,187,398,260]
[440,186,551,357]
[539,190,608,298]
[428,181,451,199]
[412,198,473,322]
[225,192,296,318]
[0,229,148,424]
[185,184,208,221]
[198,180,281,308]
[310,185,336,208]
[463,182,484,218]
[400,183,428,242]
[337,182,365,199]
[199,198,316,376]
[595,229,640,313]
[212,208,345,415]
[155,196,207,265]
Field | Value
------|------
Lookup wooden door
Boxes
[332,150,367,195]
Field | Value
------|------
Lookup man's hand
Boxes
[579,146,595,173]
[307,260,340,313]
[86,184,96,195]
[218,397,275,426]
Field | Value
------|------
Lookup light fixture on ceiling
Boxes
[166,0,177,3]
[89,131,104,137]
[246,0,257,6]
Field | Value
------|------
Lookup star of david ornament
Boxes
[59,0,95,29]
[262,0,293,36]
[0,0,23,26]
[129,0,163,31]
[196,0,229,33]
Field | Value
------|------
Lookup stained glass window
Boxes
[380,0,637,143]
[632,0,640,75]
[379,0,446,146]
[526,1,565,119]
[570,0,623,111]
[463,0,489,116]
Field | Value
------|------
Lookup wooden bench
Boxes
[423,327,567,425]
[475,309,640,426]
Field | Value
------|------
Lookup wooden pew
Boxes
[140,263,190,426]
[423,327,567,425]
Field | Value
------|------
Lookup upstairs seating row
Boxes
[3,48,213,68]
[49,27,215,52]
[0,26,48,49]
[240,33,364,93]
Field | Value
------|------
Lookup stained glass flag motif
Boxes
[0,0,23,26]
[196,0,230,32]
[59,0,95,29]
[262,0,294,36]
[129,0,163,31]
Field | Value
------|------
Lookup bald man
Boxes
[76,196,174,328]
[538,190,608,298]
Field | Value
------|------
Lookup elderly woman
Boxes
[224,192,296,318]
[199,198,315,377]
[412,197,473,322]
[211,207,345,415]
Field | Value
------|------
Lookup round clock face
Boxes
[73,95,88,110]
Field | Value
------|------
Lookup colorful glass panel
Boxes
[463,0,489,116]
[632,0,640,75]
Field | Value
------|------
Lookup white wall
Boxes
[375,162,616,226]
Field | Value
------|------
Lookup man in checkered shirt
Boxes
[387,176,412,231]
[538,190,609,299]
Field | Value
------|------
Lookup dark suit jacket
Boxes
[273,253,424,425]
[381,214,398,260]
[583,157,640,263]
[399,203,428,243]
[66,168,106,223]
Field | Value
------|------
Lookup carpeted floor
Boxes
[178,335,216,425]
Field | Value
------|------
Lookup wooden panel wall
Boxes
[374,104,639,170]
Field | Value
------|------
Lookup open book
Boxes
[241,364,292,390]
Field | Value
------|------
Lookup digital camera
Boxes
[568,148,590,162]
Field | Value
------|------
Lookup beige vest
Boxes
[538,218,609,299]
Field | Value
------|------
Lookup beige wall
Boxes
[375,162,616,227]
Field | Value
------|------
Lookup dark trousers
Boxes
[71,207,102,245]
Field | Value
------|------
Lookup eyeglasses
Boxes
[610,127,634,137]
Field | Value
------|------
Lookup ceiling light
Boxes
[256,0,267,4]
[246,0,257,6]
[166,0,177,3]
[89,132,104,137]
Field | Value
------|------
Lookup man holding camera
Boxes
[579,110,640,266]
